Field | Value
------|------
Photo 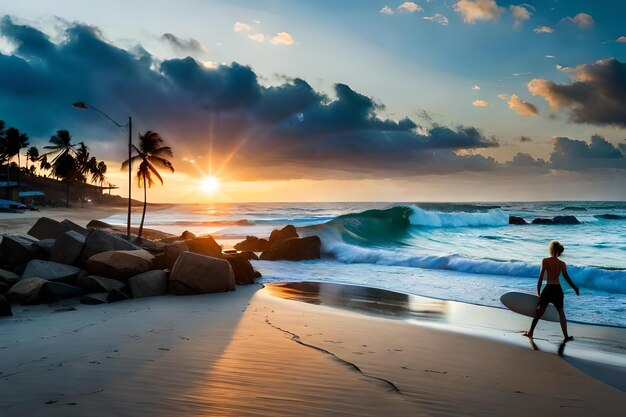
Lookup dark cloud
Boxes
[528,58,626,127]
[161,33,206,53]
[0,16,503,179]
[549,135,626,170]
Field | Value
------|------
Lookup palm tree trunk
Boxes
[66,181,70,208]
[16,153,20,202]
[139,176,147,238]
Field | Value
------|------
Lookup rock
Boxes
[169,252,235,295]
[152,253,166,270]
[234,236,271,252]
[0,234,44,266]
[532,218,555,225]
[128,270,168,298]
[22,260,81,282]
[50,231,86,265]
[134,238,167,254]
[5,277,47,304]
[34,238,56,255]
[80,293,108,305]
[553,215,580,225]
[107,288,130,303]
[61,219,88,236]
[224,254,261,285]
[260,236,321,261]
[508,216,527,225]
[241,251,259,261]
[0,295,12,316]
[596,214,626,220]
[181,230,196,239]
[82,229,141,261]
[164,242,188,270]
[27,217,66,240]
[86,250,154,279]
[269,225,298,247]
[76,275,125,293]
[0,281,10,294]
[86,219,112,229]
[39,282,83,302]
[0,268,20,285]
[186,236,222,257]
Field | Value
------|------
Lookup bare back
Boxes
[542,257,564,284]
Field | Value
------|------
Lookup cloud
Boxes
[561,13,594,29]
[161,33,207,53]
[497,93,509,100]
[519,136,532,142]
[423,14,449,25]
[248,33,265,43]
[0,16,503,180]
[233,22,252,32]
[534,25,554,33]
[453,0,504,24]
[270,32,294,45]
[617,36,626,43]
[505,153,547,169]
[379,6,394,15]
[545,55,555,58]
[528,58,626,127]
[510,5,531,26]
[506,94,538,117]
[472,85,480,90]
[397,2,423,13]
[549,135,626,170]
[472,100,488,107]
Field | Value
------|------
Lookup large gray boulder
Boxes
[82,229,141,261]
[260,236,321,261]
[5,277,47,304]
[50,230,86,265]
[76,275,125,293]
[0,234,44,266]
[234,236,271,252]
[169,251,235,295]
[80,293,109,305]
[61,219,88,236]
[85,250,154,279]
[22,260,81,282]
[186,236,222,257]
[128,270,168,298]
[34,238,56,255]
[39,281,83,301]
[269,225,298,247]
[0,268,20,285]
[0,295,11,317]
[27,217,66,240]
[164,242,189,270]
[553,215,580,225]
[223,253,261,285]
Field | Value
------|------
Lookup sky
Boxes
[0,0,625,202]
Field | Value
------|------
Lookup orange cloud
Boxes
[472,100,489,107]
[270,32,294,45]
[453,0,504,24]
[506,94,538,117]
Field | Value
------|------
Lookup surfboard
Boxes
[500,292,560,322]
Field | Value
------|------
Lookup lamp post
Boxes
[73,102,132,239]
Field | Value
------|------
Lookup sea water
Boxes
[102,201,626,327]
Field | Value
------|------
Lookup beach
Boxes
[1,207,624,416]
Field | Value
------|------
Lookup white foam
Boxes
[408,206,509,228]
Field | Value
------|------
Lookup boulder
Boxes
[107,288,130,303]
[181,230,196,240]
[34,238,56,255]
[22,260,81,282]
[0,268,20,285]
[76,275,125,293]
[508,216,527,225]
[186,236,222,257]
[61,219,88,236]
[39,282,83,302]
[169,251,235,295]
[0,234,44,266]
[50,230,86,265]
[164,242,189,270]
[0,281,10,294]
[260,236,321,261]
[85,250,154,279]
[134,238,167,254]
[80,293,108,305]
[241,251,259,261]
[553,215,580,225]
[128,270,168,298]
[0,294,11,316]
[224,254,261,285]
[5,277,47,304]
[234,236,271,252]
[82,229,141,261]
[269,225,298,247]
[532,218,555,225]
[27,217,66,240]
[86,219,113,229]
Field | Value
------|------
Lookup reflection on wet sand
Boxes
[265,281,449,322]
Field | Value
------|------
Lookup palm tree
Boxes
[90,160,107,201]
[122,131,174,238]
[44,130,78,207]
[4,127,29,199]
[25,146,39,180]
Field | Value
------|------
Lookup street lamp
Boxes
[73,102,133,239]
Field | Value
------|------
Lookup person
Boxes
[524,240,580,342]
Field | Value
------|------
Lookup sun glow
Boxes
[201,176,221,193]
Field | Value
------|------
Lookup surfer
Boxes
[524,240,580,342]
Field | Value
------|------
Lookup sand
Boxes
[0,206,124,235]
[1,209,624,416]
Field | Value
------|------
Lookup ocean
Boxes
[102,201,626,327]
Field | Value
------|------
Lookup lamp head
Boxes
[72,101,88,109]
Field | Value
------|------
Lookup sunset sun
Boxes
[201,176,220,193]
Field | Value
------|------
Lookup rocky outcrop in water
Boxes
[510,215,581,225]
[260,236,322,261]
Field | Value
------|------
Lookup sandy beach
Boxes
[1,208,625,416]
